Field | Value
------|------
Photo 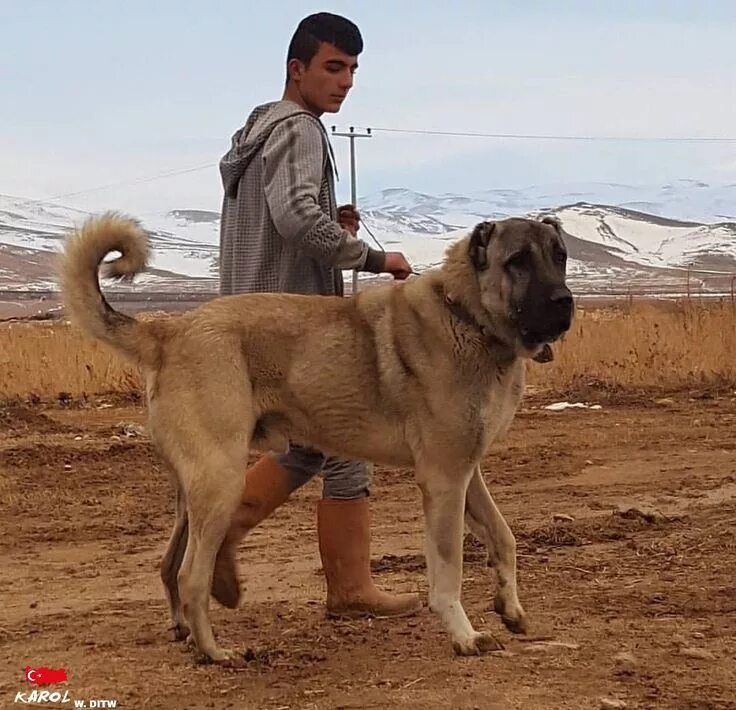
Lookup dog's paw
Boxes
[194,646,244,668]
[452,631,504,656]
[493,595,528,634]
[167,622,190,642]
[500,612,528,635]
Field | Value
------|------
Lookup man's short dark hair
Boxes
[287,12,363,67]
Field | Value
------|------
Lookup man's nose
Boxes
[339,70,353,89]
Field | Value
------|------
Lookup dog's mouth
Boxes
[519,326,567,348]
[517,304,573,349]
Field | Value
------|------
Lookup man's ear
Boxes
[287,57,305,81]
[468,221,495,271]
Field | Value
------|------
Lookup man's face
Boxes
[288,42,358,115]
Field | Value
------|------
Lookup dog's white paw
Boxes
[452,631,504,656]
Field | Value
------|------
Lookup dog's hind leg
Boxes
[416,461,503,656]
[160,484,190,641]
[175,448,250,666]
[464,465,527,634]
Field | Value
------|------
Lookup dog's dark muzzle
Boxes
[519,286,574,347]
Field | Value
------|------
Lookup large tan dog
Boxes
[60,212,573,665]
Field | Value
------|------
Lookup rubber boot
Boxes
[317,497,422,618]
[211,455,293,608]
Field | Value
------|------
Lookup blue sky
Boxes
[2,0,735,214]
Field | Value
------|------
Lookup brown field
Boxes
[1,299,735,709]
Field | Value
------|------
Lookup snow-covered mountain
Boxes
[1,181,735,296]
[0,197,219,290]
[357,183,736,293]
[360,180,736,226]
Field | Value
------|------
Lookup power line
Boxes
[11,161,217,209]
[10,122,736,210]
[367,127,736,143]
[53,161,217,200]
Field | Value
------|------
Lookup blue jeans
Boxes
[272,443,372,499]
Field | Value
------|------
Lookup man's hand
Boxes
[338,204,360,236]
[383,251,413,281]
[338,205,411,279]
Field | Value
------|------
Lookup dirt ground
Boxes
[1,389,735,709]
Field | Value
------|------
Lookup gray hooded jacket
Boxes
[218,100,384,297]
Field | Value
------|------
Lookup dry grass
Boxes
[0,320,141,399]
[1,298,736,400]
[527,298,736,391]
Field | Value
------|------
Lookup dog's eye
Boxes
[505,251,530,270]
[553,248,567,265]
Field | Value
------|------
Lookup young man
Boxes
[214,12,420,618]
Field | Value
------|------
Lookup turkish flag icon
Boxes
[25,666,68,685]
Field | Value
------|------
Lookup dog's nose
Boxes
[550,287,573,310]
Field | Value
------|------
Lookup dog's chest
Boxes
[478,366,524,446]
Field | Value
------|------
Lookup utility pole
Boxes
[330,125,372,296]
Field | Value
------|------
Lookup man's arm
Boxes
[262,115,385,273]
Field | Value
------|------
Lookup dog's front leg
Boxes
[417,465,503,656]
[464,466,527,634]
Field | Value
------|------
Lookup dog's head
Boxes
[466,216,574,359]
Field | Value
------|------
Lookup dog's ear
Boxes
[468,221,495,271]
[541,215,563,234]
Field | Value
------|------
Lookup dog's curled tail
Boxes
[60,212,159,367]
